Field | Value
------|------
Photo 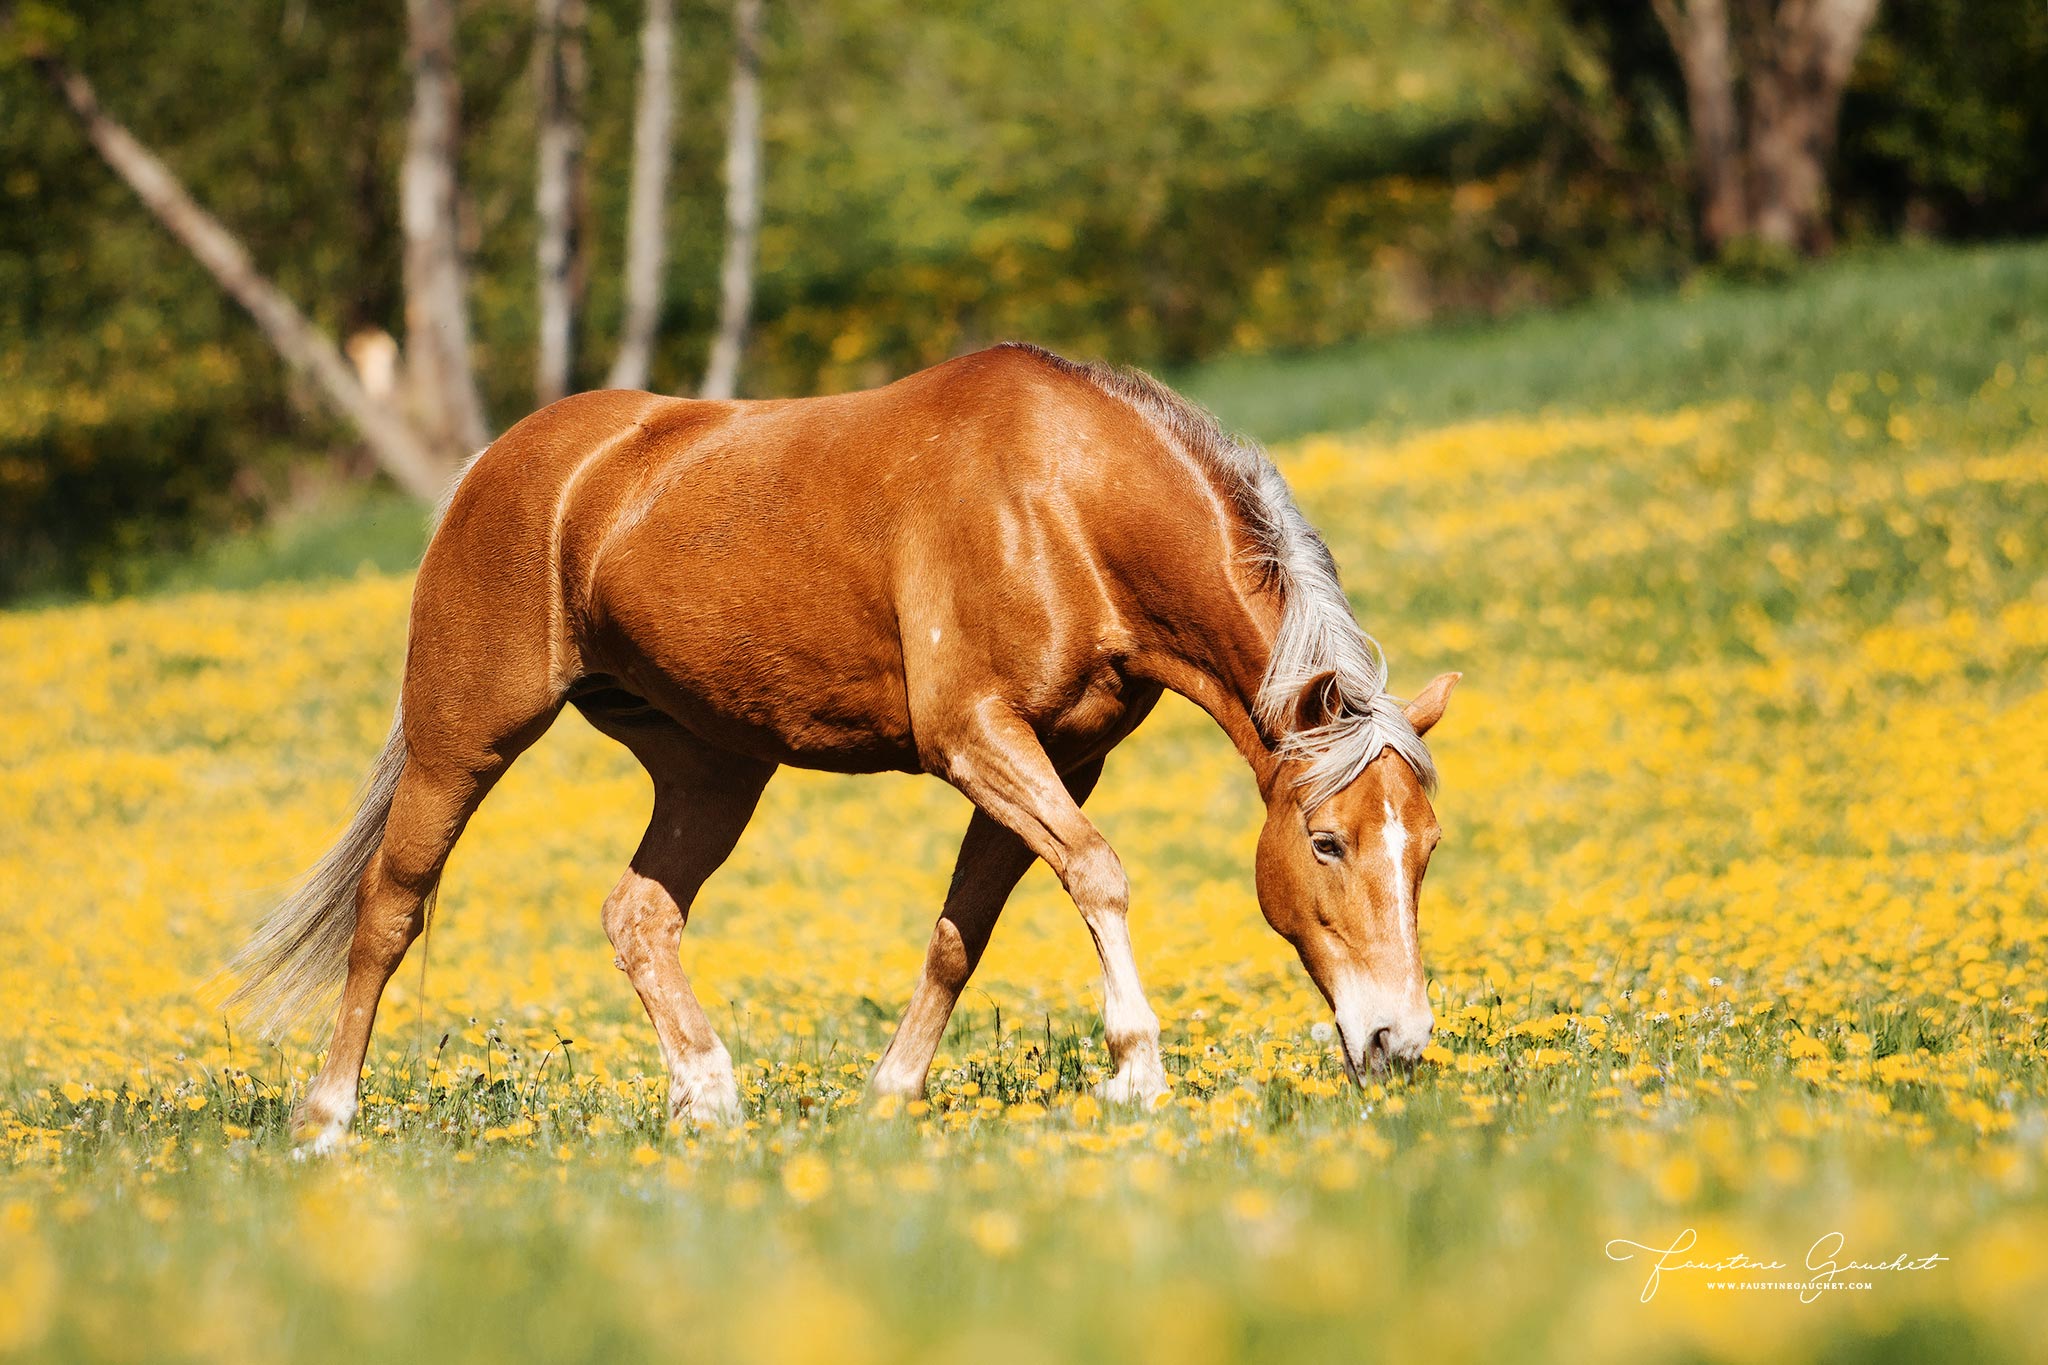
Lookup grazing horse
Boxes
[228,343,1458,1151]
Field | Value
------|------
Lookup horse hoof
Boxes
[670,1082,744,1129]
[292,1123,351,1159]
[290,1095,356,1157]
[667,1047,744,1128]
[1092,1071,1170,1108]
[672,1099,743,1129]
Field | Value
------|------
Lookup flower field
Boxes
[4,270,2048,1362]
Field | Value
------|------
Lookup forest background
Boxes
[0,0,2040,596]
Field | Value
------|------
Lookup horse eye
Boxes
[1309,832,1344,862]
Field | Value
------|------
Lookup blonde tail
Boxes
[223,707,408,1040]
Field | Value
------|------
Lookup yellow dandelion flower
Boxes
[782,1154,832,1204]
[966,1210,1021,1258]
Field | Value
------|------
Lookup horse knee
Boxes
[922,918,976,994]
[600,881,643,948]
[1064,838,1129,921]
[601,872,678,964]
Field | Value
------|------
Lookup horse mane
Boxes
[997,342,1437,806]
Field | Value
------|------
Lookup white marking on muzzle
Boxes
[1331,970,1408,1079]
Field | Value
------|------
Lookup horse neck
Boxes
[1131,567,1288,798]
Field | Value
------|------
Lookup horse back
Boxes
[421,349,1233,773]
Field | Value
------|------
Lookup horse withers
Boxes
[227,343,1458,1151]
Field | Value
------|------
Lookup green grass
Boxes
[1181,241,2048,440]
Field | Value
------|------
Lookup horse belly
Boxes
[587,553,920,773]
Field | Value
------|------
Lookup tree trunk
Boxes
[533,0,587,406]
[1652,0,1747,253]
[1657,0,1880,256]
[402,0,491,454]
[1746,0,1881,253]
[606,0,676,392]
[37,57,453,501]
[699,0,765,401]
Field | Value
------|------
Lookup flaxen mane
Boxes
[1000,342,1437,807]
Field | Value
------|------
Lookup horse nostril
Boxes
[1369,1027,1392,1069]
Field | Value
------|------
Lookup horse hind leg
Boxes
[594,717,775,1127]
[295,753,502,1151]
[292,677,562,1150]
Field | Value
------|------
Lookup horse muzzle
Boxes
[1335,1007,1433,1084]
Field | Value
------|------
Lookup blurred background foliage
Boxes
[1,0,2043,598]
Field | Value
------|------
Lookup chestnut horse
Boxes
[228,343,1457,1150]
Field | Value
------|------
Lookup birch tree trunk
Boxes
[36,56,453,501]
[402,0,492,454]
[606,0,676,392]
[699,0,765,401]
[533,0,587,406]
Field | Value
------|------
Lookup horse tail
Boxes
[224,705,410,1041]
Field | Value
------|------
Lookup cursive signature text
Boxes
[1605,1228,1946,1304]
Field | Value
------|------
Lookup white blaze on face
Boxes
[1330,797,1425,1077]
[1381,797,1412,959]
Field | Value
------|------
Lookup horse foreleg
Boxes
[871,758,1103,1100]
[602,735,774,1128]
[927,706,1168,1104]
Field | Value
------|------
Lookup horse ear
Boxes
[1292,670,1342,733]
[1403,671,1460,736]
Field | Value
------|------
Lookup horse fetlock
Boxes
[669,1048,742,1127]
[1095,1021,1168,1105]
[868,1072,925,1105]
[291,1088,358,1155]
[1105,1016,1161,1061]
[866,1059,928,1101]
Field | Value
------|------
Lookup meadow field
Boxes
[3,246,2046,1363]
